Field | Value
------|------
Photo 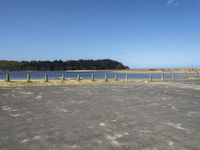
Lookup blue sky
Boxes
[0,0,200,68]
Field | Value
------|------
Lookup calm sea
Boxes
[0,71,197,80]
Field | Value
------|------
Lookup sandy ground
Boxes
[0,80,200,150]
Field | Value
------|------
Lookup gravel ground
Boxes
[0,80,200,150]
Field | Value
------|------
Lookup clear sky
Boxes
[0,0,200,68]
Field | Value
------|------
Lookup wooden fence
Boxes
[3,72,199,82]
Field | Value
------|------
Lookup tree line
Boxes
[0,59,129,71]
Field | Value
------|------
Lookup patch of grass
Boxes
[0,79,132,87]
[185,76,200,79]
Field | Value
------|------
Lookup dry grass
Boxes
[0,79,136,87]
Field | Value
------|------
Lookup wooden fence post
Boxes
[161,74,164,81]
[105,74,108,81]
[149,74,152,81]
[5,73,10,81]
[27,73,31,81]
[91,74,94,81]
[196,72,199,77]
[77,74,80,81]
[115,74,118,81]
[61,74,65,80]
[45,74,48,82]
[125,74,128,82]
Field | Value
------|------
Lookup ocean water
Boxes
[0,71,197,80]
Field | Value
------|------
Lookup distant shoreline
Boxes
[65,68,200,74]
[113,68,200,74]
[0,68,199,73]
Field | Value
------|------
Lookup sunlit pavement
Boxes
[0,80,200,150]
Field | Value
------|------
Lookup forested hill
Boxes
[0,59,129,71]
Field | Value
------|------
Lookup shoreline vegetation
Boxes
[0,59,128,71]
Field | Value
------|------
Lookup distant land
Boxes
[0,59,129,71]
